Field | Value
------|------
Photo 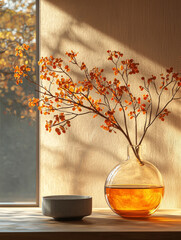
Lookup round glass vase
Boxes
[105,145,164,218]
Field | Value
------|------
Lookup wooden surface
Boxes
[0,208,181,239]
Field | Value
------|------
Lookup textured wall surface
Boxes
[40,0,181,208]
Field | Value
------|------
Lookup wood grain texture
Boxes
[0,208,181,232]
[40,0,181,208]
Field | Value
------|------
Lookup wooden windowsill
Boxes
[0,208,181,239]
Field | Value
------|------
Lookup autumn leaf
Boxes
[1,0,36,120]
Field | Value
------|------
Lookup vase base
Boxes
[114,209,152,218]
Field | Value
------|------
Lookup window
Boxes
[0,0,39,205]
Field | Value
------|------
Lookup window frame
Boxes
[0,0,40,207]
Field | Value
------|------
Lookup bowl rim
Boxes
[42,195,92,201]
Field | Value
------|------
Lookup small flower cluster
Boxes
[159,109,171,121]
[15,44,30,57]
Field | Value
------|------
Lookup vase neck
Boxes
[127,145,143,165]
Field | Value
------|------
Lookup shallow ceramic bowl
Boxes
[42,195,92,220]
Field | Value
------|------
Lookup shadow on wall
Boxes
[41,125,181,207]
[41,130,122,195]
[44,0,181,69]
[41,0,181,137]
[41,0,181,207]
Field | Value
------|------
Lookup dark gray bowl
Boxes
[42,195,92,220]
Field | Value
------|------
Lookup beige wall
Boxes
[40,0,181,208]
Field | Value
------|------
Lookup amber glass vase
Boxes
[105,145,164,218]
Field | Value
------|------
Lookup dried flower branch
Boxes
[14,45,181,165]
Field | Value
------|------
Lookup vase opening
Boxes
[128,145,143,166]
